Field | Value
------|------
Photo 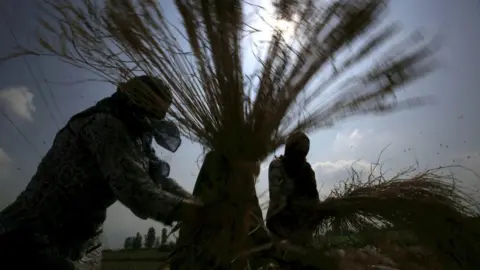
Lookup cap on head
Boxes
[285,131,310,156]
[118,75,173,119]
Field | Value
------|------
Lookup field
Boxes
[102,249,169,270]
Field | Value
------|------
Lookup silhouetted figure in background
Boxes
[266,132,320,246]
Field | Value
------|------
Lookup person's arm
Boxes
[267,159,293,217]
[146,143,193,199]
[80,113,200,225]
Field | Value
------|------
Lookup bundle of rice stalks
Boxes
[306,164,480,269]
[1,0,443,269]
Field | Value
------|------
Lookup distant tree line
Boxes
[123,227,176,251]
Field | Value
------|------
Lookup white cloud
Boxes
[0,86,36,121]
[333,129,370,150]
[312,159,374,197]
[312,159,372,174]
[329,128,396,160]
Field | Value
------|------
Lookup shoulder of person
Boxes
[72,113,130,142]
[304,161,314,170]
[304,161,316,176]
[84,113,129,134]
[269,156,284,169]
[90,112,123,125]
[69,111,117,125]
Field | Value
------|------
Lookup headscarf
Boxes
[272,132,318,234]
[70,77,181,154]
[281,131,310,179]
[114,76,182,152]
[281,132,318,202]
[118,75,173,120]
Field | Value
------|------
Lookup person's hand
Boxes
[173,198,228,224]
[170,198,204,224]
[174,198,252,227]
[204,202,243,225]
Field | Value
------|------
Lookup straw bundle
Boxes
[307,164,480,269]
[0,0,457,269]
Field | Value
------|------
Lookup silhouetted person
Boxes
[266,131,320,246]
[0,76,204,269]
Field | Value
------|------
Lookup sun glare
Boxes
[264,16,296,40]
[248,0,297,44]
[242,0,298,75]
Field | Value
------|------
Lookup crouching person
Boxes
[0,75,205,269]
[266,132,320,247]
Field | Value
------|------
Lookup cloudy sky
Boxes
[1,0,480,249]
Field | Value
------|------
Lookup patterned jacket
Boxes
[0,97,192,269]
[266,158,293,221]
[266,157,319,234]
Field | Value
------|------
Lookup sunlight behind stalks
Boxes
[249,0,297,43]
[2,0,438,155]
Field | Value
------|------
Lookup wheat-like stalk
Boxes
[311,164,480,269]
